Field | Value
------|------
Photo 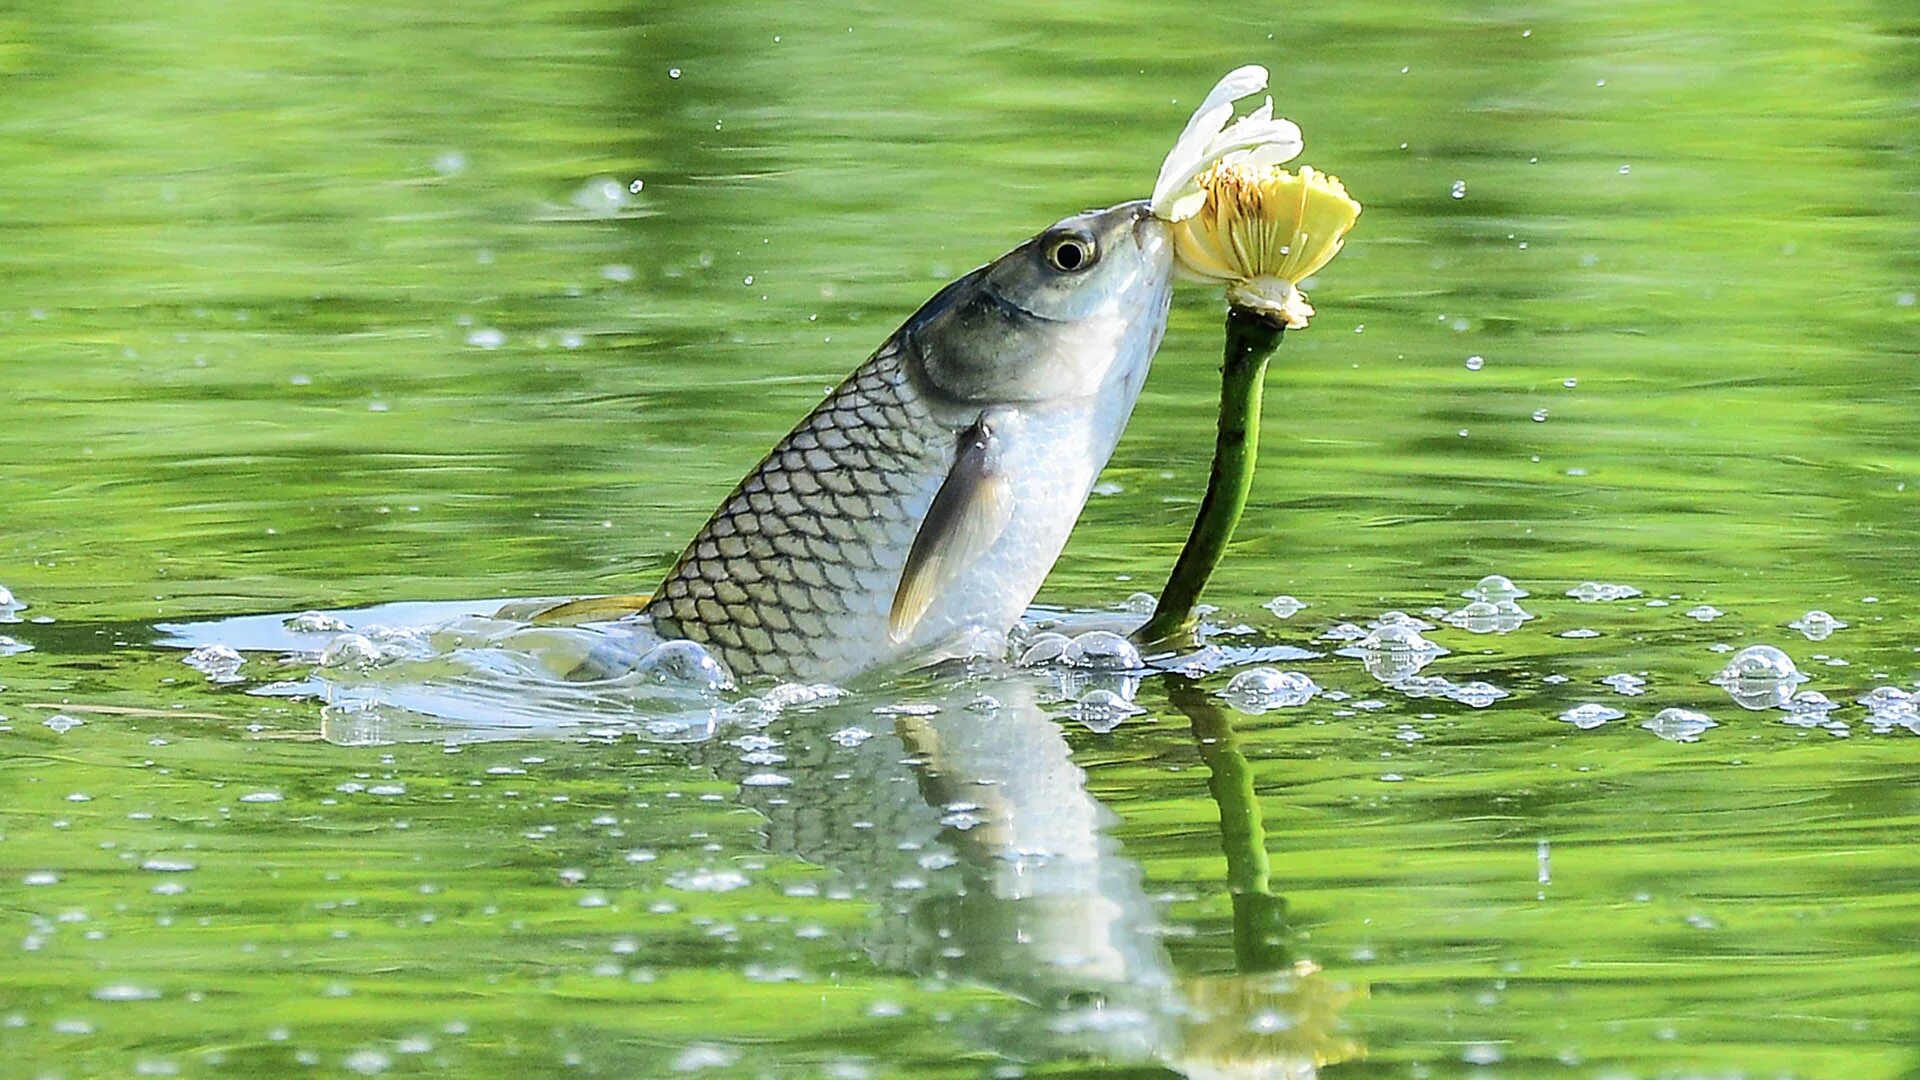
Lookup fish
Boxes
[641,199,1174,683]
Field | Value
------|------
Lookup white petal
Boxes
[1152,66,1269,216]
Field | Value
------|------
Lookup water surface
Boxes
[2,1,1918,1076]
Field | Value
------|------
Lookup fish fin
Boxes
[889,420,1012,643]
[521,593,655,626]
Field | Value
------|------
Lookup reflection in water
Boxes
[161,603,1364,1075]
[684,672,1366,1075]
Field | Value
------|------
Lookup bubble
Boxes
[1443,600,1532,634]
[666,868,749,893]
[43,713,84,734]
[1567,581,1642,602]
[1220,668,1319,713]
[319,634,385,670]
[1450,179,1467,199]
[1319,622,1369,642]
[1465,355,1485,371]
[1061,630,1142,671]
[465,327,505,349]
[1355,622,1442,653]
[1713,645,1806,709]
[1559,703,1624,729]
[1531,409,1549,422]
[285,611,350,634]
[1463,574,1528,601]
[667,67,683,80]
[0,634,32,656]
[1683,605,1724,622]
[1069,688,1145,733]
[1017,632,1071,666]
[182,643,246,684]
[1788,610,1845,641]
[1643,707,1717,742]
[1262,595,1307,618]
[1123,591,1158,614]
[0,584,12,607]
[1601,673,1647,695]
[1447,680,1509,708]
[633,640,734,692]
[571,176,630,217]
[827,726,873,748]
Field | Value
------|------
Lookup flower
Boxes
[1152,67,1362,329]
[1169,162,1362,328]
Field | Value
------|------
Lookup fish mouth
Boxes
[1124,200,1169,254]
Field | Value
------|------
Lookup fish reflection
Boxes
[684,674,1365,1076]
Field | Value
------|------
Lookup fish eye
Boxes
[1043,233,1096,273]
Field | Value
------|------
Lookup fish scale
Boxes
[647,338,947,680]
[645,200,1174,684]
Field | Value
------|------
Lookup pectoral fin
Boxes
[889,418,1013,643]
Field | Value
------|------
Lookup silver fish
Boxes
[646,200,1174,682]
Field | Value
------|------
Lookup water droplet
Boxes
[1788,609,1845,641]
[1061,631,1142,671]
[1262,595,1307,618]
[633,640,734,692]
[1017,632,1071,666]
[668,67,683,79]
[1559,703,1624,729]
[1220,668,1319,713]
[1069,688,1145,732]
[1713,644,1806,709]
[1643,708,1716,742]
[628,178,645,194]
[1567,581,1642,602]
[183,643,246,684]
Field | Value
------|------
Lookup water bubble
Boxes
[43,713,84,734]
[1463,574,1528,601]
[0,584,12,607]
[1788,610,1845,641]
[667,67,683,80]
[1069,688,1146,732]
[285,611,350,634]
[183,643,246,684]
[633,640,734,692]
[827,726,874,748]
[673,1045,738,1073]
[1684,605,1724,622]
[464,327,505,350]
[628,179,646,194]
[1017,632,1071,666]
[1355,622,1442,653]
[1061,630,1142,671]
[1559,703,1624,729]
[1220,668,1319,713]
[1447,680,1509,708]
[1567,581,1642,602]
[1643,708,1717,742]
[1319,622,1369,642]
[1123,591,1159,614]
[1262,595,1306,618]
[1465,355,1485,371]
[1601,673,1647,695]
[0,634,31,656]
[571,176,630,217]
[666,868,750,893]
[1712,644,1806,709]
[1450,179,1467,199]
[1443,600,1533,634]
[1531,409,1549,422]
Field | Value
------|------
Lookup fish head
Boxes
[911,200,1174,405]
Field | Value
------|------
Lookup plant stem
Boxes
[1133,306,1285,646]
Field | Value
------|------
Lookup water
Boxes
[2,1,1918,1076]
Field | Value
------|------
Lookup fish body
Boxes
[647,201,1174,682]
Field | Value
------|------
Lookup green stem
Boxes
[1167,678,1292,973]
[1134,306,1285,646]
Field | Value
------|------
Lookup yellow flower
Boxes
[1170,161,1362,329]
[1153,67,1362,329]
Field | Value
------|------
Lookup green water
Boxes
[3,1,1918,1076]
